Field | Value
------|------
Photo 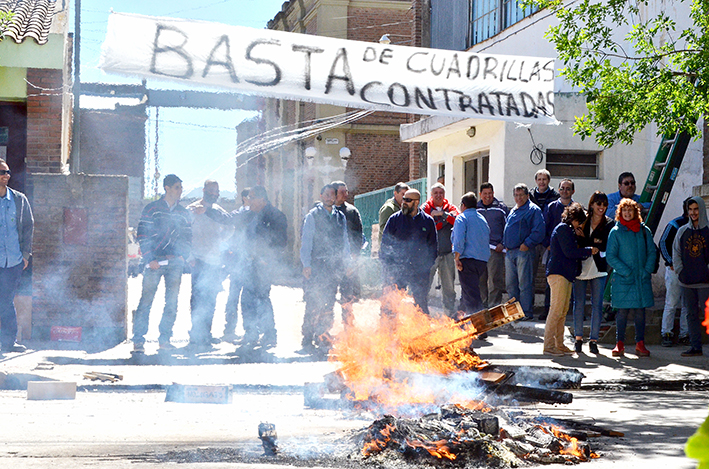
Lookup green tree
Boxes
[0,10,13,41]
[534,0,708,146]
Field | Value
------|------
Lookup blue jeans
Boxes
[132,258,185,345]
[0,262,23,348]
[573,276,607,341]
[506,248,535,317]
[681,286,708,352]
[616,308,646,343]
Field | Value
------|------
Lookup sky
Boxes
[73,0,287,195]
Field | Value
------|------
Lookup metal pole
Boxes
[70,0,81,172]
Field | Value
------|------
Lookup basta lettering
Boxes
[150,24,194,79]
[244,39,282,86]
[292,45,324,90]
[202,35,239,82]
[325,48,355,95]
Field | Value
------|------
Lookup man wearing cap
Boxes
[380,188,438,315]
[378,182,409,244]
[132,174,192,353]
[0,159,33,353]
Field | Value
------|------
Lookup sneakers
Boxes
[589,341,599,354]
[132,342,145,353]
[681,348,703,357]
[678,336,691,346]
[519,316,534,322]
[1,343,27,353]
[635,340,650,357]
[612,341,625,357]
[159,342,176,351]
[575,340,583,354]
[543,348,565,357]
[221,332,240,343]
[661,333,673,347]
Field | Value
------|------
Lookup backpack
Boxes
[642,226,661,274]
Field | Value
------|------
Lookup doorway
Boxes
[0,103,28,193]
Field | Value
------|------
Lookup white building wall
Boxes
[418,0,702,235]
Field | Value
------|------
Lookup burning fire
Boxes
[330,288,488,410]
[549,425,600,460]
[704,297,709,334]
[406,439,457,460]
[362,423,394,456]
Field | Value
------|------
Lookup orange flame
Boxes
[407,439,457,460]
[362,423,395,456]
[549,425,599,460]
[330,288,488,410]
[704,296,709,334]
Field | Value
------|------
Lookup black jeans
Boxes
[0,262,23,348]
[458,258,487,315]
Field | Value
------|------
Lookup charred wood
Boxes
[494,384,573,404]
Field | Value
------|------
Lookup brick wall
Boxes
[346,133,411,194]
[26,68,65,174]
[31,173,129,345]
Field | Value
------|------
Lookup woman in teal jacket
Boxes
[606,198,656,358]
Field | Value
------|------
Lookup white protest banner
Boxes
[100,12,557,124]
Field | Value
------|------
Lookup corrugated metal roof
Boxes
[0,0,56,45]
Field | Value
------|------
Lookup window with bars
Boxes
[470,0,538,46]
[545,150,600,179]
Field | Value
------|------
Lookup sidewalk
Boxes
[0,279,707,469]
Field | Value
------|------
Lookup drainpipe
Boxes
[70,0,80,173]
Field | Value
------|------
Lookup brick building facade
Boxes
[236,0,427,264]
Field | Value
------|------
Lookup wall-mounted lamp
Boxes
[339,147,351,163]
[379,34,391,45]
[466,126,476,138]
[305,146,317,166]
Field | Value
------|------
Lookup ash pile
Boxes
[305,295,621,467]
[355,405,604,466]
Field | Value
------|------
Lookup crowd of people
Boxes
[3,153,703,359]
[378,169,705,359]
[123,168,706,359]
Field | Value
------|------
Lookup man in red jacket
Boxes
[422,183,459,317]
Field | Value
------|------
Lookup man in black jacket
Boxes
[205,185,287,350]
[132,174,192,353]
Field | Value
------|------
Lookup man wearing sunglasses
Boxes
[0,159,33,353]
[606,172,650,217]
[379,188,438,315]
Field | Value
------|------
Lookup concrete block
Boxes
[27,381,76,400]
[165,384,231,404]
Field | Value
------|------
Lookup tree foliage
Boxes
[0,10,14,41]
[534,0,709,146]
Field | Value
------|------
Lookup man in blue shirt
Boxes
[380,189,438,316]
[503,183,545,320]
[606,172,651,217]
[453,192,490,315]
[0,159,33,353]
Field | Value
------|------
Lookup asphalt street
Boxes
[0,275,707,468]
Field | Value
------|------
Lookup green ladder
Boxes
[638,131,692,234]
